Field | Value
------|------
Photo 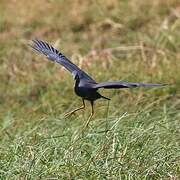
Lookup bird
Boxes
[29,39,165,127]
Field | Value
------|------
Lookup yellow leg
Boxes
[84,101,94,128]
[65,99,85,117]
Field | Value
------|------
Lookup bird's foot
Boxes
[82,113,93,129]
[84,120,90,128]
[64,111,75,118]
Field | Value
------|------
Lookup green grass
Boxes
[0,0,179,179]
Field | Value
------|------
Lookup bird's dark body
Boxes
[74,75,104,101]
[75,84,102,101]
[30,39,165,127]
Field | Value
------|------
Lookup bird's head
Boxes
[72,71,80,81]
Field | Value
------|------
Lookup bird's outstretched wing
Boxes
[95,81,165,89]
[29,39,96,82]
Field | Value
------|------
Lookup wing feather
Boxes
[30,39,95,82]
[95,81,165,89]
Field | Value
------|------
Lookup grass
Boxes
[0,0,179,179]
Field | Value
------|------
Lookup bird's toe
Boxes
[64,111,75,118]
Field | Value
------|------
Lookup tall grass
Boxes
[0,0,179,179]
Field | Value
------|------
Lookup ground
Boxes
[0,0,179,179]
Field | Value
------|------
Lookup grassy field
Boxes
[0,0,179,179]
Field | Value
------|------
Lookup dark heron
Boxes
[30,39,164,127]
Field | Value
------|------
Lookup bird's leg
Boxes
[65,99,85,117]
[84,101,94,128]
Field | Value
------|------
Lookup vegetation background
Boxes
[0,0,179,179]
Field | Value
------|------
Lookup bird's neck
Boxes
[74,77,80,88]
